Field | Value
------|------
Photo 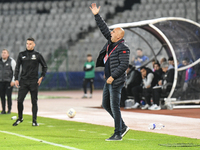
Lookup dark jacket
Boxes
[95,14,130,87]
[0,57,13,82]
[154,68,164,80]
[15,49,47,81]
[163,68,174,84]
[162,68,174,92]
[126,68,142,88]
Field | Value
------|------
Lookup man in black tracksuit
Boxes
[90,3,130,141]
[13,37,47,126]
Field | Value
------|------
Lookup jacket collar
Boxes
[110,38,124,47]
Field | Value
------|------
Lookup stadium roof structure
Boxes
[109,17,200,107]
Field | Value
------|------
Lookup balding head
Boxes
[111,27,125,43]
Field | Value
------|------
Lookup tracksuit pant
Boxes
[83,78,94,94]
[0,81,13,112]
[132,86,152,105]
[17,79,38,122]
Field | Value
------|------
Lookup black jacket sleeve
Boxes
[38,53,48,77]
[14,53,22,80]
[95,14,111,41]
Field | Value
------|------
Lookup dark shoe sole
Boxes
[122,127,130,137]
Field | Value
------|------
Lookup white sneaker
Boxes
[148,104,157,110]
[131,102,140,109]
[82,94,87,98]
[149,105,161,110]
[154,106,161,110]
[141,104,149,110]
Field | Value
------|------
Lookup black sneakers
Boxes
[7,111,11,114]
[121,126,130,137]
[106,126,130,141]
[32,121,39,126]
[13,118,23,126]
[106,134,122,141]
[1,111,6,114]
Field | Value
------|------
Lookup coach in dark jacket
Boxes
[90,3,130,141]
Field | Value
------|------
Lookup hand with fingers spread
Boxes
[89,3,101,15]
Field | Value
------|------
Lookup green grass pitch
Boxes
[0,113,200,150]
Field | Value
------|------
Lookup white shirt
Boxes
[143,73,154,88]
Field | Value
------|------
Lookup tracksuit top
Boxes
[15,49,48,81]
[83,61,95,79]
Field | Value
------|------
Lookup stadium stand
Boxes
[0,0,199,73]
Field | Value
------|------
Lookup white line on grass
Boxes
[127,139,146,141]
[0,130,82,150]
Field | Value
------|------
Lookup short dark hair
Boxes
[140,66,147,70]
[27,37,35,42]
[183,57,189,62]
[87,54,92,57]
[168,57,173,61]
[154,62,160,67]
[136,48,142,51]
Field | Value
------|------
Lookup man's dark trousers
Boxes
[83,78,94,94]
[102,83,126,136]
[0,81,10,112]
[6,85,13,112]
[17,79,38,122]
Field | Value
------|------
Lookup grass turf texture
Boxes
[0,113,200,150]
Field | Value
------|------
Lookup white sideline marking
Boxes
[127,139,146,141]
[100,133,107,136]
[78,130,85,132]
[0,130,82,150]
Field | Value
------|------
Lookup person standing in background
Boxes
[132,48,149,68]
[82,54,95,98]
[13,37,47,126]
[0,49,16,114]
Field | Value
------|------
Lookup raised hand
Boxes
[89,3,100,15]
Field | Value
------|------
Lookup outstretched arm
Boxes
[90,3,111,41]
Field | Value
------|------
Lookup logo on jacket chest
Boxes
[31,54,36,60]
